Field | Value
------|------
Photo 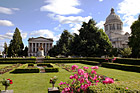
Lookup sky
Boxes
[0,0,140,51]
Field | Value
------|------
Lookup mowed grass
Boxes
[0,63,140,93]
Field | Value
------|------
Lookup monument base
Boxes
[1,90,13,93]
[48,87,60,93]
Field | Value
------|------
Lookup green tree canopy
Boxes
[3,42,8,55]
[129,15,140,57]
[49,30,73,56]
[71,19,112,57]
[120,47,132,58]
[8,28,24,57]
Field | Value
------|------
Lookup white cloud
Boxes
[48,14,92,24]
[0,32,13,40]
[21,33,27,39]
[40,0,82,15]
[70,23,81,34]
[30,29,60,41]
[54,24,62,31]
[96,21,105,29]
[0,6,20,14]
[117,0,140,33]
[99,0,103,2]
[0,31,27,40]
[0,20,14,26]
[117,0,140,16]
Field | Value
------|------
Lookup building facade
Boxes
[28,37,53,56]
[104,8,130,48]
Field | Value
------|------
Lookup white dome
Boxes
[106,8,122,23]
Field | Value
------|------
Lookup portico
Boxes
[28,37,53,56]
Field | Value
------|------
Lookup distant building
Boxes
[104,8,130,48]
[28,37,53,56]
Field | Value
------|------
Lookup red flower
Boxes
[7,79,13,84]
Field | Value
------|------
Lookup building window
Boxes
[112,24,115,30]
[105,25,108,31]
[109,24,112,30]
[117,24,121,30]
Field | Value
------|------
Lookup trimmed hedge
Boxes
[28,63,34,66]
[44,57,105,62]
[10,68,40,73]
[45,67,59,72]
[114,58,140,65]
[10,64,40,73]
[0,58,36,64]
[37,63,53,67]
[101,62,140,73]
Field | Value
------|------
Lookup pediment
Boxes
[28,37,53,42]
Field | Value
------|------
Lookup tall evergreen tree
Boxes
[3,42,8,55]
[129,15,140,57]
[8,28,24,57]
[49,30,73,56]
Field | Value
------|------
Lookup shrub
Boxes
[30,56,36,58]
[45,67,59,72]
[45,56,50,59]
[28,63,34,66]
[59,65,114,93]
[101,62,140,73]
[10,68,40,73]
[37,63,53,67]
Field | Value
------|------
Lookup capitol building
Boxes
[104,8,130,48]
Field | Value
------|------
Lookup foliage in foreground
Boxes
[59,65,114,93]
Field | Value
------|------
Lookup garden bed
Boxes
[0,64,22,74]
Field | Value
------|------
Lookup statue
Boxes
[37,44,44,57]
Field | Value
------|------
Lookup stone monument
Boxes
[37,44,44,57]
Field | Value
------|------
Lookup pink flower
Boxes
[78,69,85,75]
[83,66,89,69]
[96,80,99,83]
[59,81,64,85]
[69,75,73,79]
[102,78,114,84]
[92,75,97,81]
[71,65,78,70]
[91,66,99,69]
[71,80,76,84]
[78,77,84,84]
[77,88,80,92]
[64,87,70,92]
[126,87,128,89]
[84,73,88,78]
[73,74,78,79]
[91,70,97,74]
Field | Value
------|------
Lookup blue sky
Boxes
[0,0,140,51]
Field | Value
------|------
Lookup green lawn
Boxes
[0,63,140,93]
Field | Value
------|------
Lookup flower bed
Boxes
[59,65,115,93]
[0,64,22,74]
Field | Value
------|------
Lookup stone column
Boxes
[39,43,40,48]
[48,43,50,50]
[28,43,30,52]
[35,43,37,53]
[45,43,47,55]
[31,43,33,53]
